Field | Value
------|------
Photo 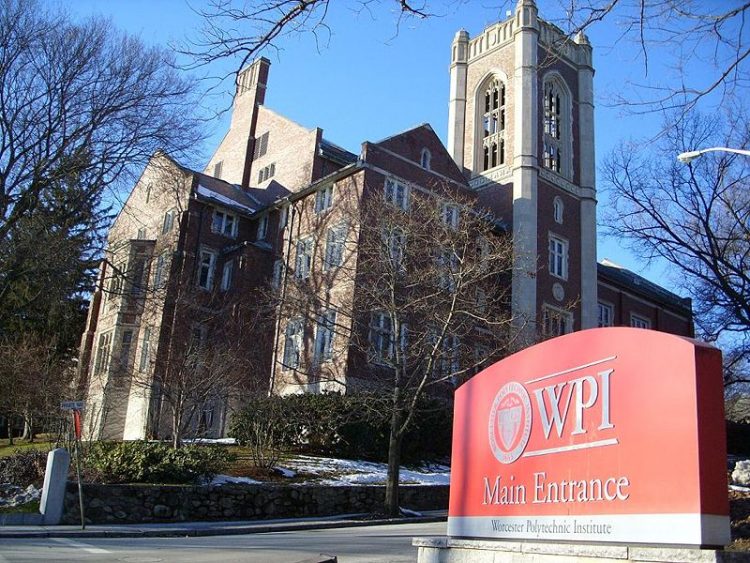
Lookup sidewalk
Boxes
[0,510,447,539]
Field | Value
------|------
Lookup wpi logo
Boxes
[488,361,616,464]
[488,382,532,464]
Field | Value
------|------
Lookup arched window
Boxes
[542,78,570,178]
[479,78,506,172]
[420,148,431,170]
[553,196,564,224]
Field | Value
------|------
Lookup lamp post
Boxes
[677,147,750,164]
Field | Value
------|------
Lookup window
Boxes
[220,260,233,291]
[279,206,289,231]
[120,330,133,367]
[212,210,237,238]
[598,302,614,327]
[630,314,651,329]
[272,259,284,288]
[480,78,506,171]
[314,309,337,363]
[315,185,333,213]
[369,312,393,362]
[257,215,268,241]
[129,258,145,296]
[548,235,568,280]
[145,184,152,203]
[197,249,217,290]
[258,163,276,183]
[542,305,573,337]
[154,253,166,289]
[384,178,409,210]
[475,287,487,314]
[295,237,313,280]
[253,132,269,159]
[324,224,347,270]
[94,332,113,374]
[139,327,151,372]
[213,160,223,179]
[442,204,459,229]
[420,148,432,170]
[162,209,176,234]
[542,78,569,177]
[437,249,460,292]
[136,227,147,239]
[440,334,461,379]
[108,262,125,300]
[282,318,304,370]
[553,196,564,224]
[384,228,406,272]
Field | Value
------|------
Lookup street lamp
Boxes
[677,147,750,164]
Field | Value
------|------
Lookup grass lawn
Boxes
[0,439,55,458]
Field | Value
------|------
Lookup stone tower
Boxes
[448,0,597,337]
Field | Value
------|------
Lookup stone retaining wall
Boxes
[61,483,449,524]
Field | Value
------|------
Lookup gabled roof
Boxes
[597,260,692,316]
[193,172,257,215]
[320,139,357,166]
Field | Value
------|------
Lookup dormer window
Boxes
[420,148,432,170]
[479,78,506,172]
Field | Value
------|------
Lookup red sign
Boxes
[448,328,730,546]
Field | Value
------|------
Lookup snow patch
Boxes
[210,475,261,486]
[0,483,40,507]
[196,185,256,213]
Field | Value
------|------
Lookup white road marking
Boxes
[50,537,110,554]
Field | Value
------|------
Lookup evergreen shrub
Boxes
[85,441,234,484]
[0,449,47,486]
[229,392,452,463]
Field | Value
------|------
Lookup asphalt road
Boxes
[0,521,446,563]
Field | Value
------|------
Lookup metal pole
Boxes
[73,410,85,530]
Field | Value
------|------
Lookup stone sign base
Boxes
[413,537,750,562]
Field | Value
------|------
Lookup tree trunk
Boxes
[172,407,182,449]
[7,417,13,446]
[21,414,33,442]
[384,408,403,518]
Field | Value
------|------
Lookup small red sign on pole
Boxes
[448,328,730,546]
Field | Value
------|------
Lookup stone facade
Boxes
[61,483,449,525]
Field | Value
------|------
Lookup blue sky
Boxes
[66,0,688,287]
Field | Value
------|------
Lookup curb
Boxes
[0,514,447,539]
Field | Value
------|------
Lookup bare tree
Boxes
[602,111,750,387]
[0,0,205,341]
[272,183,524,516]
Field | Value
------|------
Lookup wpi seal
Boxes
[488,381,532,464]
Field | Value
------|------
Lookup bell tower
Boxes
[448,0,597,338]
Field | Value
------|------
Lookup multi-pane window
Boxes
[598,302,614,327]
[543,80,567,175]
[154,254,166,289]
[548,235,568,280]
[295,237,314,280]
[212,210,237,237]
[437,249,460,292]
[162,209,176,234]
[384,228,406,272]
[440,334,461,378]
[324,224,347,271]
[139,327,151,372]
[258,163,276,183]
[220,260,233,291]
[94,332,113,374]
[137,227,147,239]
[442,204,459,229]
[481,78,506,171]
[282,318,304,370]
[630,314,651,329]
[197,249,217,289]
[369,312,393,362]
[254,132,269,159]
[384,178,409,210]
[315,185,333,213]
[542,305,573,337]
[314,309,337,363]
[129,258,145,296]
[120,330,133,367]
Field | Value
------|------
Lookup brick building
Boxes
[78,0,693,440]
